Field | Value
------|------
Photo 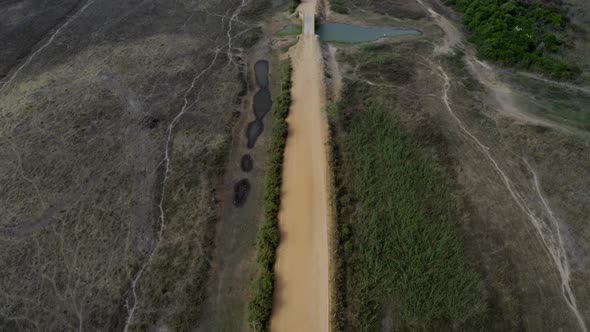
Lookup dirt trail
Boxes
[436,63,588,332]
[416,0,575,133]
[465,58,571,131]
[516,70,590,95]
[415,1,587,327]
[415,0,462,54]
[270,0,330,330]
[414,1,588,330]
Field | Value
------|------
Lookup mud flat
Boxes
[270,0,330,330]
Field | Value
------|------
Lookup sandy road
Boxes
[269,0,330,330]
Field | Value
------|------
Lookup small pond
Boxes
[317,23,420,43]
[247,60,272,149]
[279,23,421,43]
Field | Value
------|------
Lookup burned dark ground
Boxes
[0,0,271,330]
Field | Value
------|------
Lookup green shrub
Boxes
[447,0,579,79]
[247,61,293,331]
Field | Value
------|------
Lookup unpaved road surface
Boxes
[270,0,330,330]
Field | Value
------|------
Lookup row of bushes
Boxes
[246,61,293,331]
[447,0,579,79]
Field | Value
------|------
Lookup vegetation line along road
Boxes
[436,64,588,332]
[247,61,292,331]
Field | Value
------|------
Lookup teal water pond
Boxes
[318,23,420,43]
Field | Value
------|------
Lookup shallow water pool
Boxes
[317,23,420,43]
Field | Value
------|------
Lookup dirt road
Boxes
[269,0,330,330]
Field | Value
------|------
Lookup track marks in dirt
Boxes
[436,64,588,332]
[524,159,588,332]
[225,0,248,66]
[415,0,462,54]
[516,71,590,96]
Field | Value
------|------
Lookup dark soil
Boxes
[141,115,160,129]
[233,178,251,207]
[246,120,264,148]
[241,154,254,172]
[253,88,273,119]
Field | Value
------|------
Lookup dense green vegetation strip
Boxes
[447,0,578,78]
[247,61,292,331]
[330,78,488,330]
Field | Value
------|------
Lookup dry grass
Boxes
[330,45,489,330]
[0,0,263,329]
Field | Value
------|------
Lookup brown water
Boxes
[269,0,330,330]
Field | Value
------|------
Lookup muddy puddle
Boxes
[246,60,273,148]
[318,23,420,43]
[233,60,272,207]
[255,60,270,87]
[240,154,253,172]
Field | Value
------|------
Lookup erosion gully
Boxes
[269,0,331,330]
